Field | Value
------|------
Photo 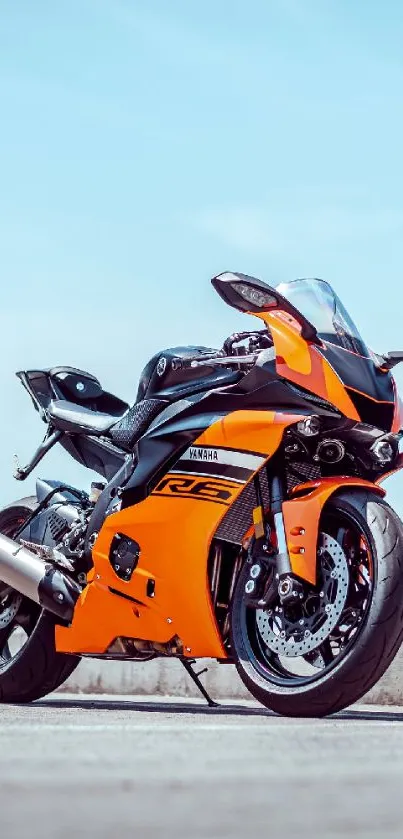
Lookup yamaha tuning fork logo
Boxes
[156,356,167,376]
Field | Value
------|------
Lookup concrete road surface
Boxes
[1,695,403,839]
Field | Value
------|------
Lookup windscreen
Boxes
[275,278,369,357]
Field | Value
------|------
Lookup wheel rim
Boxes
[0,515,41,667]
[239,506,375,687]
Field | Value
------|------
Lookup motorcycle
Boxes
[1,271,403,716]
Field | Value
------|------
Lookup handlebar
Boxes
[188,353,260,369]
[171,329,273,373]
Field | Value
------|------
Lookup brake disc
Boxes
[0,587,22,629]
[256,533,349,657]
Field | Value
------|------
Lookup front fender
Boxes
[283,477,385,585]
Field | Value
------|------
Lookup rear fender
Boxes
[282,477,385,585]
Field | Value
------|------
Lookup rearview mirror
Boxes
[380,351,403,371]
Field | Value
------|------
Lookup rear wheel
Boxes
[231,490,403,717]
[0,498,80,703]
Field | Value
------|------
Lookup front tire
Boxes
[0,498,80,703]
[231,490,403,717]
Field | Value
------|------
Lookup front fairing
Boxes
[211,272,401,432]
[318,342,396,431]
[270,278,398,432]
[257,308,362,423]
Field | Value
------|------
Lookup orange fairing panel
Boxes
[253,309,360,421]
[392,378,403,432]
[194,409,303,450]
[56,410,304,658]
[283,477,385,585]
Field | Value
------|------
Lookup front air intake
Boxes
[346,389,394,432]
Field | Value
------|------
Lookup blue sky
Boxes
[1,0,403,509]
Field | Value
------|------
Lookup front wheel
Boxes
[231,490,403,717]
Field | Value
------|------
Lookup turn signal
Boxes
[372,440,394,464]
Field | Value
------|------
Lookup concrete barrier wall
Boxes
[61,646,403,705]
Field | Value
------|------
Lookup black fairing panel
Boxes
[346,390,394,431]
[123,432,203,504]
[319,343,395,430]
[50,367,103,401]
[84,455,136,562]
[18,481,83,548]
[320,344,394,402]
[136,346,240,403]
[60,434,126,480]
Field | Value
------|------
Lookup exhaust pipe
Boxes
[0,533,81,621]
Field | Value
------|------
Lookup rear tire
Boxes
[0,498,80,704]
[231,490,403,717]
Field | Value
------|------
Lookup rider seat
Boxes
[48,397,167,450]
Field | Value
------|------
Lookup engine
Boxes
[18,481,95,573]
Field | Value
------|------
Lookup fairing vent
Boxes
[215,468,270,544]
[48,511,68,541]
[346,389,394,432]
[215,461,321,545]
[285,461,321,493]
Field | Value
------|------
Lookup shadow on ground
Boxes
[18,696,403,722]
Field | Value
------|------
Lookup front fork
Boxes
[270,475,292,577]
[244,474,387,605]
[244,473,303,608]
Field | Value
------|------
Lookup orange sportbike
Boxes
[1,273,403,716]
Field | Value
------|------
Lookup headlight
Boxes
[296,416,321,437]
[371,439,394,464]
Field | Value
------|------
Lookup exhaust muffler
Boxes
[0,533,81,622]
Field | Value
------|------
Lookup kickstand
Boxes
[181,658,219,707]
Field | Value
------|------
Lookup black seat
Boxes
[48,400,123,436]
[48,397,167,450]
